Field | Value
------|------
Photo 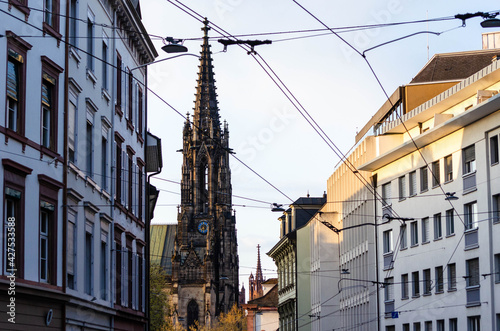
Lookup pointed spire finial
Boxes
[202,18,210,37]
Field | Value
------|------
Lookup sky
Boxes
[140,0,499,297]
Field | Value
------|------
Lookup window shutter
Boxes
[7,60,19,101]
[121,150,126,205]
[464,145,475,163]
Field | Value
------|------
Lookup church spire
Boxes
[193,18,220,143]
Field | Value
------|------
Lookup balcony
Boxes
[464,228,479,249]
[384,300,395,318]
[383,252,394,270]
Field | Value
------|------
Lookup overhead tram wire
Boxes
[287,1,482,323]
[288,0,471,286]
[0,8,302,223]
[167,0,378,202]
[165,0,390,216]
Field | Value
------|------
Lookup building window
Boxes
[448,263,456,291]
[384,277,394,301]
[69,0,78,47]
[84,221,94,295]
[434,213,442,240]
[87,10,95,72]
[100,223,109,300]
[493,194,500,223]
[444,155,453,182]
[3,160,32,280]
[43,0,60,35]
[449,318,457,331]
[411,221,419,246]
[467,316,480,331]
[432,160,440,187]
[435,266,444,293]
[409,171,417,196]
[68,92,78,163]
[398,175,406,200]
[436,320,444,331]
[116,52,122,114]
[466,258,480,288]
[383,229,393,254]
[492,135,499,165]
[67,211,77,290]
[5,34,31,138]
[463,145,476,175]
[403,324,410,331]
[420,166,428,192]
[102,36,108,90]
[424,321,432,331]
[86,121,93,177]
[126,235,134,308]
[382,182,391,206]
[414,322,421,331]
[101,137,107,189]
[422,217,429,243]
[446,209,455,236]
[115,133,124,202]
[400,224,407,249]
[41,75,56,150]
[464,202,478,230]
[128,71,133,124]
[495,254,500,283]
[114,226,123,305]
[4,189,22,276]
[138,161,144,221]
[41,57,62,153]
[39,205,52,283]
[423,269,431,295]
[401,274,409,299]
[138,87,143,135]
[412,271,420,297]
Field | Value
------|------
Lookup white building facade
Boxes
[360,52,500,331]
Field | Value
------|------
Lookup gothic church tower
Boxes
[171,20,239,329]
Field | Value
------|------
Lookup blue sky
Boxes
[141,0,499,296]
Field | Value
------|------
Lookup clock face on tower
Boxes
[198,221,209,234]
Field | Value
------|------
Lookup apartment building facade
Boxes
[1,0,158,329]
[359,49,500,330]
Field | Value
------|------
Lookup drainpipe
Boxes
[110,7,117,329]
[62,1,70,329]
[371,174,381,331]
[486,130,496,329]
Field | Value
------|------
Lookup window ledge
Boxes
[444,179,453,184]
[464,244,479,251]
[448,288,457,292]
[42,22,62,45]
[420,189,429,194]
[410,244,419,248]
[102,88,111,103]
[399,197,406,202]
[492,161,499,167]
[434,237,443,242]
[463,187,477,195]
[409,194,417,198]
[423,293,432,297]
[446,233,456,238]
[8,0,31,19]
[422,241,430,245]
[400,247,408,251]
[69,47,81,65]
[86,68,98,86]
[435,290,444,295]
[412,295,420,298]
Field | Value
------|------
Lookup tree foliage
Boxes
[192,305,247,331]
[150,263,174,331]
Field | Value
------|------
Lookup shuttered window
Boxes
[463,145,476,174]
[466,258,480,287]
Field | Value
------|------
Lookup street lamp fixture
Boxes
[162,37,189,53]
[481,18,500,28]
[271,203,285,212]
[130,53,201,71]
[445,192,459,201]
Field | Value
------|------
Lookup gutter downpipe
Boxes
[62,0,70,326]
[372,174,381,331]
[110,7,117,330]
[486,129,496,329]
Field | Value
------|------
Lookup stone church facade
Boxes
[170,20,239,329]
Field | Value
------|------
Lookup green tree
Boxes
[150,264,174,331]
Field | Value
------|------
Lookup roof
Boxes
[410,49,500,84]
[292,196,326,206]
[247,284,278,307]
[150,224,177,275]
[263,278,278,284]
